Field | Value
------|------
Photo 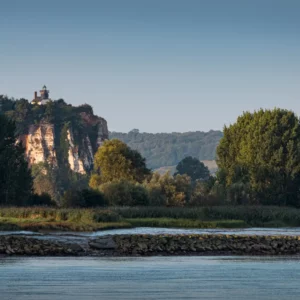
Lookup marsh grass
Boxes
[0,217,131,232]
[0,205,299,231]
[0,207,120,223]
[126,218,247,228]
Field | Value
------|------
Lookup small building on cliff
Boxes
[31,85,51,105]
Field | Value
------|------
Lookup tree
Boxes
[90,139,150,186]
[30,193,55,206]
[100,180,149,206]
[144,172,191,206]
[0,115,33,205]
[61,188,106,207]
[175,156,210,182]
[31,163,59,202]
[217,109,300,206]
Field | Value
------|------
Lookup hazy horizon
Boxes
[1,0,299,133]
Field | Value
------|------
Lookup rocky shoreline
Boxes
[1,234,300,256]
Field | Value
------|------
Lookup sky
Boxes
[0,0,299,133]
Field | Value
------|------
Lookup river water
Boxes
[2,227,300,240]
[0,256,300,300]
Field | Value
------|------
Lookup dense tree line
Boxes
[109,129,222,169]
[217,109,300,206]
[2,95,300,208]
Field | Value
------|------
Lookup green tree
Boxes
[90,139,150,186]
[217,109,300,206]
[144,172,191,206]
[0,115,33,205]
[100,180,149,206]
[175,156,210,182]
[31,163,58,201]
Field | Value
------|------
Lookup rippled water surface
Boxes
[2,227,300,239]
[0,256,300,300]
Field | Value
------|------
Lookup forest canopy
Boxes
[109,129,222,169]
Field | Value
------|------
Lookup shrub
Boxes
[147,186,167,206]
[144,172,191,207]
[30,193,56,206]
[61,189,84,208]
[79,189,107,207]
[61,188,107,208]
[100,180,149,206]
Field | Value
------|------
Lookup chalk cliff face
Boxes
[21,123,58,167]
[19,111,108,175]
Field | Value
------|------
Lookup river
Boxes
[0,256,300,300]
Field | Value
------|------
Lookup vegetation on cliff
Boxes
[0,95,107,203]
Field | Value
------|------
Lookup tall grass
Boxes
[112,207,206,219]
[113,206,300,226]
[0,206,300,229]
[126,218,247,229]
[203,206,300,226]
[0,207,120,223]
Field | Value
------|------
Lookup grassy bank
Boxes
[0,206,299,232]
[126,218,247,228]
[114,206,300,227]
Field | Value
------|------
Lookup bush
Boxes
[61,189,107,208]
[100,180,149,206]
[144,172,191,207]
[147,186,167,206]
[226,182,251,205]
[79,189,107,207]
[30,193,56,206]
[61,189,84,208]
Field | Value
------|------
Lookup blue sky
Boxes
[0,0,299,132]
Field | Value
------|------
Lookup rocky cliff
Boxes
[19,113,108,175]
[0,96,108,200]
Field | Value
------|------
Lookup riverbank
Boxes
[1,206,300,232]
[1,234,300,256]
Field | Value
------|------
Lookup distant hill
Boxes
[109,129,223,170]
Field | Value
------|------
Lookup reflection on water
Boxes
[0,256,300,300]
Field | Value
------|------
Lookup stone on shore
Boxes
[89,236,117,250]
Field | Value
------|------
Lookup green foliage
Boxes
[0,115,33,205]
[61,189,106,208]
[1,96,107,201]
[189,179,225,206]
[217,109,300,206]
[79,189,107,207]
[30,193,56,206]
[109,129,223,169]
[90,139,150,185]
[175,156,210,181]
[144,172,192,207]
[31,163,60,202]
[100,180,149,206]
[62,189,85,208]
